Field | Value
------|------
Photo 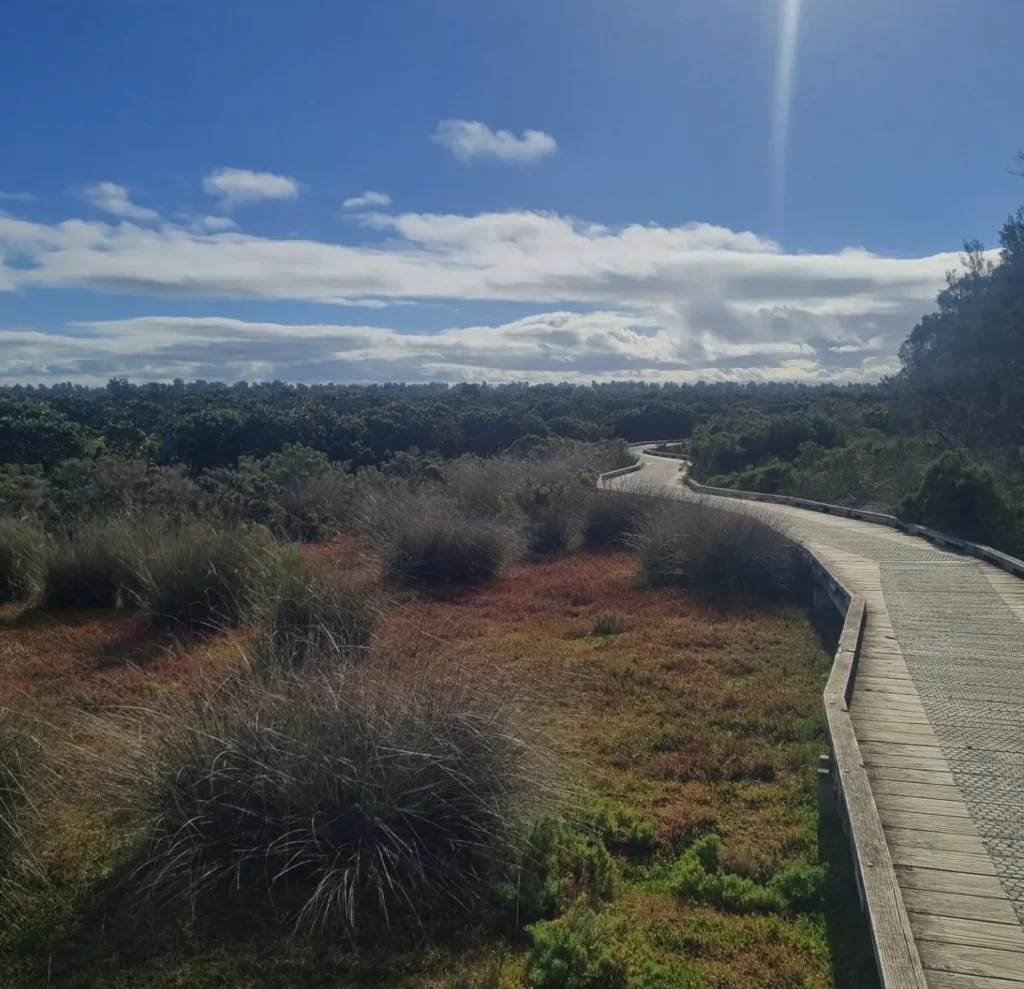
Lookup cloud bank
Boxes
[80,182,159,222]
[0,201,965,385]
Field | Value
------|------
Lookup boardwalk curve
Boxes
[603,449,1024,989]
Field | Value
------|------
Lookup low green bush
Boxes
[527,901,628,989]
[900,449,1017,548]
[263,554,382,665]
[671,834,826,915]
[0,519,44,605]
[636,502,805,603]
[107,661,540,938]
[498,814,616,927]
[136,524,278,632]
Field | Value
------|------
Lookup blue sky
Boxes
[2,0,1022,385]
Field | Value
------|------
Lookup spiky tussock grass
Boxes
[41,519,144,611]
[0,518,45,605]
[135,524,280,633]
[636,500,806,603]
[105,659,546,939]
[581,490,654,550]
[260,552,384,667]
[365,491,517,589]
[0,709,47,904]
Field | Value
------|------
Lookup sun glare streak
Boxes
[771,0,804,228]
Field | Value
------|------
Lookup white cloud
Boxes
[196,215,237,232]
[0,203,977,383]
[202,168,302,208]
[432,119,558,163]
[342,190,392,210]
[0,191,34,203]
[80,182,159,222]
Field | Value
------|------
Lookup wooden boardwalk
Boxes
[606,451,1024,989]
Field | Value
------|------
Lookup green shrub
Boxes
[136,524,278,632]
[501,478,579,556]
[581,492,652,550]
[636,501,804,602]
[629,962,705,989]
[900,449,1016,547]
[41,521,141,610]
[671,835,826,915]
[769,861,828,913]
[527,901,628,989]
[498,814,616,927]
[263,554,382,666]
[108,661,540,938]
[381,497,514,588]
[0,519,44,604]
[589,613,623,637]
[590,803,657,858]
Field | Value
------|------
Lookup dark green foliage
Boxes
[41,522,140,610]
[264,554,382,665]
[637,502,805,602]
[900,449,1017,548]
[526,901,628,989]
[137,525,279,632]
[500,477,579,556]
[109,663,539,938]
[497,814,616,926]
[672,835,826,915]
[0,519,44,604]
[581,491,652,549]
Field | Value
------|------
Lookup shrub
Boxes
[108,661,541,937]
[527,901,628,989]
[671,835,826,915]
[498,814,616,927]
[581,492,652,550]
[136,524,279,632]
[590,803,656,858]
[635,501,804,602]
[900,449,1016,547]
[41,520,142,610]
[589,613,623,637]
[501,478,579,556]
[380,496,514,588]
[262,554,382,666]
[0,519,44,604]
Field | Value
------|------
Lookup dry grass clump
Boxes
[581,490,654,549]
[135,524,279,633]
[636,500,806,602]
[0,709,48,903]
[261,553,384,666]
[40,519,144,610]
[363,490,517,588]
[105,660,544,938]
[0,519,45,605]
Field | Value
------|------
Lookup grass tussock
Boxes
[0,519,45,605]
[105,660,544,938]
[0,709,47,903]
[368,491,516,588]
[261,553,383,666]
[636,500,806,603]
[136,524,279,633]
[40,520,143,611]
[582,490,653,549]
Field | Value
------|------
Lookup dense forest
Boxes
[3,203,1023,550]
